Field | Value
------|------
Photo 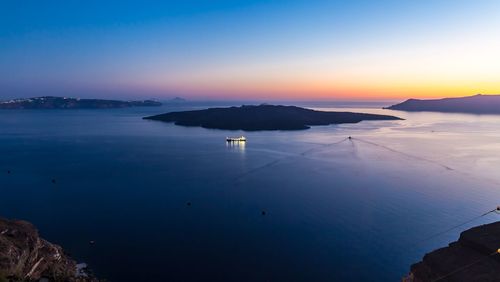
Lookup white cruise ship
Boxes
[226,136,246,142]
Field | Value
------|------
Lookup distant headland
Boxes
[385,94,500,114]
[166,97,187,103]
[0,96,162,109]
[144,104,402,131]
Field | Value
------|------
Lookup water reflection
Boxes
[2,104,500,281]
[226,140,246,153]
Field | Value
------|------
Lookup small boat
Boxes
[226,136,246,142]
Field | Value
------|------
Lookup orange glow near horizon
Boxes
[129,72,500,100]
[127,34,500,101]
[2,1,500,101]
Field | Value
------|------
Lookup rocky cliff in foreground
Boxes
[404,221,500,282]
[0,217,99,281]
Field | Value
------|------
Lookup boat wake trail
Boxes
[352,137,454,171]
[300,137,349,156]
[233,159,282,184]
[233,137,349,184]
[352,137,500,188]
[349,137,360,159]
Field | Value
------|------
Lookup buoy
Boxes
[7,170,11,174]
[51,179,56,184]
[186,202,192,206]
[89,240,95,245]
[261,210,266,216]
[348,136,352,140]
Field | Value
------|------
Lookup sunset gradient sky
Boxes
[1,0,499,100]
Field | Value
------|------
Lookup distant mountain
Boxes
[385,94,500,114]
[166,97,187,103]
[144,104,402,131]
[0,96,162,109]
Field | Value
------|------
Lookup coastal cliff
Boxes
[0,217,99,281]
[404,221,500,281]
[0,96,161,109]
[386,94,500,114]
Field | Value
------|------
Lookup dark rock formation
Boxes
[144,104,401,131]
[166,97,187,103]
[0,96,161,109]
[0,217,99,281]
[404,221,500,282]
[385,94,500,114]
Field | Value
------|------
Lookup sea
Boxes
[1,101,500,281]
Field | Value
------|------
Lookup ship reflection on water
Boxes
[226,138,246,152]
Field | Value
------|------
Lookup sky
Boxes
[1,0,499,101]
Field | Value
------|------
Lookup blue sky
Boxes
[1,0,499,100]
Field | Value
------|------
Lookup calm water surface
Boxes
[1,102,500,281]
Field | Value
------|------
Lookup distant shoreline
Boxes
[385,94,500,114]
[0,96,162,110]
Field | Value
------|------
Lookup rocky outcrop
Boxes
[144,104,402,131]
[404,221,500,282]
[0,217,99,281]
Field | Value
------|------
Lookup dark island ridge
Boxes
[0,96,162,109]
[385,94,500,114]
[144,104,402,131]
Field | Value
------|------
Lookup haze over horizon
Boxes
[1,0,499,101]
